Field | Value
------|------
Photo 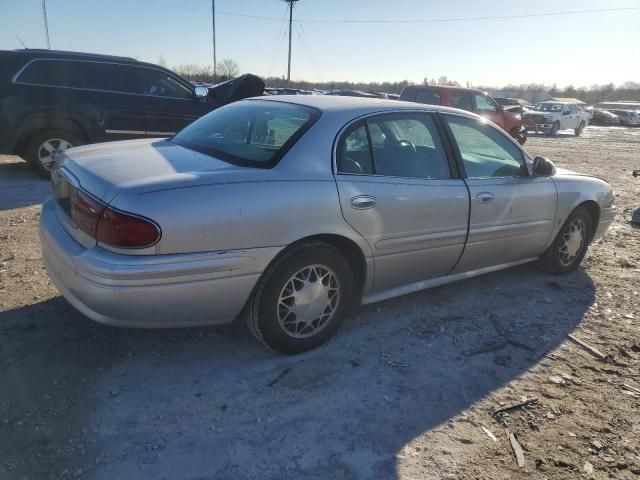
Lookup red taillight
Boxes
[71,190,105,237]
[96,207,160,248]
[70,189,160,248]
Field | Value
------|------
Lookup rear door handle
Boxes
[350,195,377,209]
[475,192,495,204]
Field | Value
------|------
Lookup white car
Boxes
[524,101,590,136]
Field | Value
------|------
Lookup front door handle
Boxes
[350,195,377,209]
[475,192,495,204]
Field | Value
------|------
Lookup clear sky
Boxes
[1,0,639,87]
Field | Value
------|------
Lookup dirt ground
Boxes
[1,126,639,480]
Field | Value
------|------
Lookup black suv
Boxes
[0,50,264,177]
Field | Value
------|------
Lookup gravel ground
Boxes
[1,126,639,480]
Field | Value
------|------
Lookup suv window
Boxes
[16,59,82,88]
[137,68,193,99]
[445,115,527,178]
[338,113,451,179]
[474,94,498,113]
[415,88,442,105]
[451,91,473,111]
[171,100,319,167]
[78,62,142,94]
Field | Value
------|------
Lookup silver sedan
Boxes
[40,96,616,354]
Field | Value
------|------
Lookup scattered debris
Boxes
[507,430,525,468]
[492,398,538,417]
[583,461,594,474]
[549,375,565,385]
[480,425,497,442]
[268,367,292,387]
[567,334,607,360]
[622,383,640,395]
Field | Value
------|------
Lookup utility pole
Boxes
[41,0,50,50]
[282,0,300,86]
[212,0,217,82]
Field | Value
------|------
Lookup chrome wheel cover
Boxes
[38,138,72,170]
[277,265,340,339]
[559,218,586,266]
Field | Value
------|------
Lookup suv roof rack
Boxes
[14,49,138,62]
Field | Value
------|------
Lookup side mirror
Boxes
[533,156,556,176]
[193,85,208,98]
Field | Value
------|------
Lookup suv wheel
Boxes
[25,130,82,178]
[549,122,560,137]
[511,127,527,145]
[574,121,585,136]
[246,241,355,355]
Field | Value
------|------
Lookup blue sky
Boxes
[1,0,639,87]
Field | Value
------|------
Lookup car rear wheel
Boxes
[510,127,527,145]
[24,129,82,179]
[538,206,593,274]
[549,122,560,137]
[575,121,585,136]
[246,241,355,355]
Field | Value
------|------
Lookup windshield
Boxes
[171,100,320,167]
[535,103,564,112]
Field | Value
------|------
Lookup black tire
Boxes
[574,121,585,136]
[246,241,355,355]
[511,127,527,146]
[538,206,593,275]
[549,122,560,137]
[24,129,83,179]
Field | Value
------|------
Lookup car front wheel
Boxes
[539,206,593,274]
[24,129,82,179]
[575,121,585,136]
[246,241,355,354]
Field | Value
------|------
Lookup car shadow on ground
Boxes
[0,158,50,211]
[0,263,594,479]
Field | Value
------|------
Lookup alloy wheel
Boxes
[38,138,72,170]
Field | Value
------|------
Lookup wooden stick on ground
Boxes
[567,334,607,360]
[507,430,525,468]
[492,398,538,417]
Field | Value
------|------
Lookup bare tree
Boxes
[216,58,240,80]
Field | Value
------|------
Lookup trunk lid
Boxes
[58,138,253,202]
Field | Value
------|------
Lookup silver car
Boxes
[40,96,616,354]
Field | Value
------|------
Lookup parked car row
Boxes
[0,49,264,177]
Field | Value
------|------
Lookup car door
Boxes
[77,61,150,141]
[334,112,469,293]
[136,67,211,136]
[443,113,557,273]
[562,104,578,129]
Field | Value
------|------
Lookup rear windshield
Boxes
[171,100,320,167]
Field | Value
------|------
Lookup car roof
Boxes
[404,84,489,95]
[252,94,479,117]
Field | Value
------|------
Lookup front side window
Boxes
[16,60,82,88]
[171,100,319,167]
[474,94,498,113]
[137,68,193,99]
[445,115,527,178]
[337,113,451,179]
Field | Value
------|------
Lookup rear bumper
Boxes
[593,205,617,242]
[40,198,281,327]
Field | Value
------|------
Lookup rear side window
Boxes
[337,113,451,179]
[171,100,320,167]
[415,89,442,105]
[78,62,142,94]
[16,59,82,88]
[137,68,192,99]
[399,88,416,101]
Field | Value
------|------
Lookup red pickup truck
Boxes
[400,85,531,145]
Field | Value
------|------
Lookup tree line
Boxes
[163,57,639,103]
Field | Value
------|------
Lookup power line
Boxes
[129,2,640,24]
[267,5,290,78]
